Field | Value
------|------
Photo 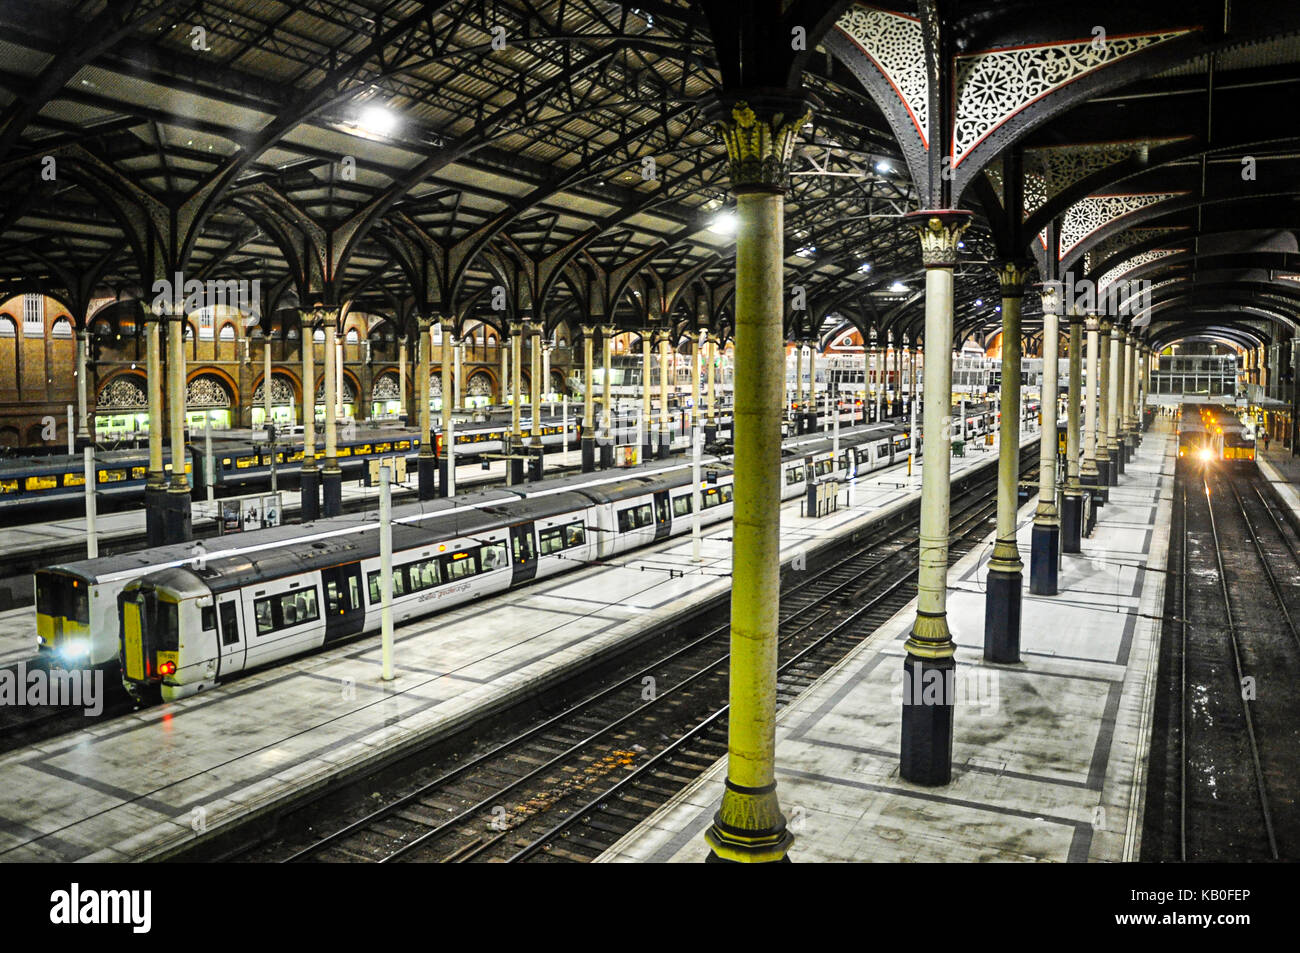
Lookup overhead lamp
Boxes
[889,280,908,293]
[358,104,399,137]
[707,211,737,236]
[875,160,892,174]
[858,262,872,274]
[974,298,983,307]
[796,245,817,258]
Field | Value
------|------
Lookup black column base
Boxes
[145,484,167,548]
[300,467,320,521]
[705,424,717,444]
[658,437,670,459]
[1085,489,1099,535]
[322,468,342,517]
[983,568,1022,664]
[581,436,595,472]
[899,652,955,786]
[599,441,614,468]
[1114,445,1126,476]
[1061,493,1083,554]
[642,440,653,463]
[529,446,544,481]
[803,412,818,434]
[418,454,436,500]
[437,456,449,497]
[163,488,192,544]
[1029,522,1060,595]
[1095,462,1112,502]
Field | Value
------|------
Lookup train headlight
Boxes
[60,640,87,659]
[1198,448,1213,462]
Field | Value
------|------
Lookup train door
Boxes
[511,523,538,584]
[216,596,246,677]
[653,490,672,540]
[322,563,365,642]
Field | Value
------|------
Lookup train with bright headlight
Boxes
[1176,402,1255,466]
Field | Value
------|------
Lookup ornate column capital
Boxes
[995,261,1033,298]
[707,95,813,194]
[1085,312,1100,333]
[1039,282,1063,317]
[903,209,973,268]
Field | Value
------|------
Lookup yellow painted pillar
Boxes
[899,209,971,786]
[580,324,595,471]
[703,97,809,863]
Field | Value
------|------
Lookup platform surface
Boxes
[1257,444,1300,522]
[0,427,1034,861]
[599,424,1174,864]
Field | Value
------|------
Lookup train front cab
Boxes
[34,569,93,664]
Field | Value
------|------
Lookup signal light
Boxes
[159,660,177,676]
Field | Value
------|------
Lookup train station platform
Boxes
[1257,446,1300,524]
[599,424,1176,864]
[0,428,1038,861]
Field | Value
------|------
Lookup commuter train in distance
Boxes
[1176,402,1255,467]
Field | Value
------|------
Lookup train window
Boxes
[368,568,410,604]
[512,531,536,563]
[564,522,585,547]
[481,542,509,570]
[815,461,831,477]
[673,495,692,517]
[254,589,320,635]
[702,488,720,509]
[538,527,565,556]
[132,466,147,480]
[406,559,441,592]
[0,479,18,494]
[25,475,57,492]
[201,606,216,631]
[444,552,478,581]
[720,485,733,504]
[617,507,638,532]
[786,466,804,485]
[877,445,889,459]
[98,468,128,483]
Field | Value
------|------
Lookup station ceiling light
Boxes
[358,105,399,137]
[888,280,908,293]
[707,211,736,236]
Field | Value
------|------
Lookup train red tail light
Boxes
[159,660,177,676]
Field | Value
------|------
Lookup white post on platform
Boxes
[832,385,840,458]
[447,415,456,498]
[562,396,569,455]
[84,447,98,559]
[691,427,703,563]
[205,416,214,502]
[960,398,967,445]
[380,464,394,681]
[66,405,74,454]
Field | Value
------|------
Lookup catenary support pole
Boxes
[84,446,97,559]
[380,463,394,681]
[580,325,595,471]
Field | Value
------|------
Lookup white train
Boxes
[114,421,938,702]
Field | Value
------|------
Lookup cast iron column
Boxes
[658,329,671,458]
[1097,318,1114,490]
[438,318,454,495]
[144,307,166,546]
[1106,322,1122,480]
[1061,310,1084,553]
[702,97,808,863]
[600,324,615,467]
[300,313,320,519]
[1081,312,1102,505]
[985,261,1028,662]
[642,329,653,461]
[900,209,972,785]
[1031,284,1061,593]
[165,311,192,542]
[321,313,343,516]
[705,331,718,443]
[580,324,595,471]
[416,316,435,499]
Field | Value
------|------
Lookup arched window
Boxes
[218,324,235,342]
[345,328,359,344]
[313,328,325,343]
[0,316,15,338]
[51,317,73,338]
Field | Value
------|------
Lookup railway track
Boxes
[1149,463,1300,861]
[246,458,1029,864]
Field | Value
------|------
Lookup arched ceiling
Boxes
[0,0,1294,356]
